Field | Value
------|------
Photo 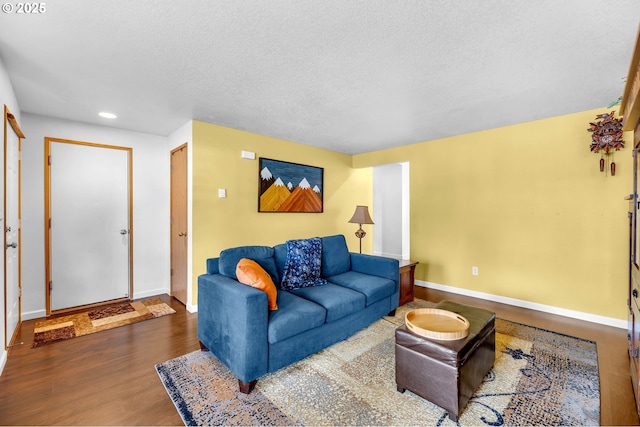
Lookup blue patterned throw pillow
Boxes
[281,237,327,290]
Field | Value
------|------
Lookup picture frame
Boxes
[258,158,323,213]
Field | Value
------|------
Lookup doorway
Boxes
[4,107,23,349]
[372,162,410,259]
[45,138,133,314]
[170,143,188,305]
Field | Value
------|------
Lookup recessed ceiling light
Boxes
[99,112,117,119]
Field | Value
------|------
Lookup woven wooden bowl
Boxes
[405,308,470,340]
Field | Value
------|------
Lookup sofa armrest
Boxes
[350,253,400,285]
[197,273,269,383]
[350,253,400,310]
[206,257,220,275]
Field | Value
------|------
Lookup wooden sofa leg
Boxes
[238,379,257,394]
[199,341,209,352]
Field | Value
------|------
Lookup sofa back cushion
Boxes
[274,243,287,285]
[321,235,351,277]
[218,245,279,283]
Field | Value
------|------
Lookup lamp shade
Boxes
[348,206,374,225]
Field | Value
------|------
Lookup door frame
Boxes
[44,137,134,315]
[4,106,24,349]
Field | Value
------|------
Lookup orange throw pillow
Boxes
[236,258,278,310]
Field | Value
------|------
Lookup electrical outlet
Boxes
[472,266,479,276]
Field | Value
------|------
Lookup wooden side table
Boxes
[399,260,419,306]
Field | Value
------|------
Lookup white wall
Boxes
[21,114,171,319]
[0,55,21,375]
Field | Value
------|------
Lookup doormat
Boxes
[156,300,599,426]
[33,297,176,347]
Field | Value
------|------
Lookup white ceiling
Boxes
[0,1,638,154]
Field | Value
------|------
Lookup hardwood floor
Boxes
[417,287,640,426]
[0,291,638,425]
[0,295,197,426]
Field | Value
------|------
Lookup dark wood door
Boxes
[619,20,640,419]
[630,123,640,412]
[170,144,188,305]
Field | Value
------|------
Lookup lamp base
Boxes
[355,226,366,253]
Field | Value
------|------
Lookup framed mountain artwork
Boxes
[258,158,323,213]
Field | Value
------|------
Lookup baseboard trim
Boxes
[23,290,173,321]
[187,303,197,313]
[373,251,403,259]
[417,280,627,329]
[0,349,6,376]
[134,288,170,300]
[22,309,46,321]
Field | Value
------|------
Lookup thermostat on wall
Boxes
[241,151,255,160]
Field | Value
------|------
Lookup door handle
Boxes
[178,232,187,237]
[6,242,16,249]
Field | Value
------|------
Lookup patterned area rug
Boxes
[156,300,599,426]
[33,297,176,347]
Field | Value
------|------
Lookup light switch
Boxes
[218,188,226,198]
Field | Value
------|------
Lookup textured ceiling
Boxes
[0,1,638,154]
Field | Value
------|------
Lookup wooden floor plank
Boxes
[0,291,637,425]
[417,287,640,426]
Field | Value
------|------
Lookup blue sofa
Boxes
[197,234,400,393]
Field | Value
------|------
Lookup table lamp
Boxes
[348,205,374,253]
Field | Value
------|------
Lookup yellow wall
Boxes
[354,108,632,320]
[191,121,372,302]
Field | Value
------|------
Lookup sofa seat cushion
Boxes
[326,271,395,306]
[268,291,326,344]
[289,283,365,323]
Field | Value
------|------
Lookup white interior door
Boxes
[4,108,20,348]
[48,140,131,312]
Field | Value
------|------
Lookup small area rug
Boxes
[156,300,599,426]
[33,297,176,347]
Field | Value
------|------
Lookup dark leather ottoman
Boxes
[395,300,495,421]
